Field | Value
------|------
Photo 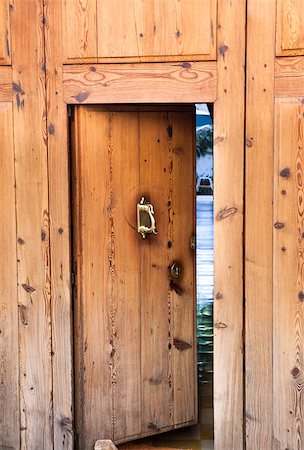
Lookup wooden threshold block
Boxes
[95,440,118,450]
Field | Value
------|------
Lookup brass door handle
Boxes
[137,197,158,239]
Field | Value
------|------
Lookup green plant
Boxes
[196,126,213,157]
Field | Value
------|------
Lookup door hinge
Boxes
[190,234,196,250]
[71,271,75,286]
[68,105,73,118]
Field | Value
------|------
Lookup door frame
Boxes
[63,60,244,450]
[46,3,246,449]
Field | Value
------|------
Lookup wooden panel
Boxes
[0,0,11,64]
[73,108,114,449]
[246,0,276,449]
[0,102,19,450]
[73,106,196,447]
[213,0,245,448]
[73,108,142,448]
[277,0,304,56]
[62,0,97,63]
[273,97,304,450]
[275,56,304,97]
[140,112,175,434]
[11,1,53,449]
[63,62,217,104]
[110,112,142,443]
[171,111,197,426]
[44,0,74,447]
[134,110,196,437]
[97,0,216,62]
[0,66,12,101]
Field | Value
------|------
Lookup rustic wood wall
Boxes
[0,0,302,449]
[246,1,304,449]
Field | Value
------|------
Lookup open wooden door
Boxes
[71,105,196,449]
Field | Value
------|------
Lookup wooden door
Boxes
[71,105,197,449]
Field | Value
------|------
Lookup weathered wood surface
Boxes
[97,0,216,62]
[0,0,11,64]
[72,106,196,448]
[44,0,74,448]
[63,62,217,104]
[273,97,304,450]
[170,110,197,426]
[62,0,216,63]
[63,0,97,63]
[11,0,53,448]
[275,56,304,97]
[72,108,114,449]
[94,440,118,450]
[0,66,12,101]
[213,0,245,448]
[246,0,276,449]
[276,0,304,56]
[140,111,175,436]
[0,102,19,450]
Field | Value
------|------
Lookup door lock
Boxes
[170,262,182,279]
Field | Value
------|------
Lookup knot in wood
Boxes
[274,222,285,229]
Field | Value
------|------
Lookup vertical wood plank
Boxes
[73,108,113,450]
[97,0,216,62]
[110,111,141,443]
[171,110,197,426]
[0,0,11,64]
[10,0,53,448]
[213,0,245,448]
[110,112,141,442]
[63,0,97,62]
[0,102,19,450]
[73,108,142,448]
[273,98,304,450]
[140,111,174,434]
[246,1,276,448]
[44,0,74,448]
[278,0,304,50]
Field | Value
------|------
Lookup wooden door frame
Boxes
[45,2,246,449]
[63,66,244,449]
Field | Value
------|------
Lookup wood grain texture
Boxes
[0,0,11,64]
[72,108,114,449]
[11,1,53,449]
[273,97,304,450]
[276,0,304,56]
[140,112,175,435]
[0,102,19,450]
[73,108,145,448]
[109,112,141,443]
[44,0,74,448]
[72,106,196,447]
[63,62,217,104]
[63,0,97,63]
[0,65,12,101]
[97,0,216,62]
[170,110,197,426]
[213,0,245,448]
[275,56,304,97]
[246,1,276,448]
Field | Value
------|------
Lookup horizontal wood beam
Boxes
[0,66,12,101]
[275,56,304,97]
[63,61,217,104]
